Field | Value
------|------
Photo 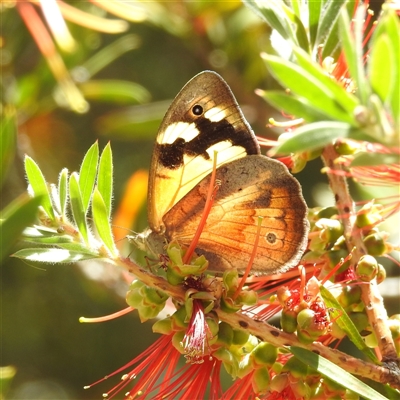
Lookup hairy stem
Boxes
[322,144,398,367]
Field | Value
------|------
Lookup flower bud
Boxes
[152,318,173,335]
[251,342,278,368]
[252,366,271,394]
[270,373,288,393]
[232,329,250,346]
[356,204,383,228]
[376,263,386,284]
[317,206,338,219]
[282,356,308,378]
[281,309,298,333]
[334,138,362,155]
[216,321,233,346]
[337,285,362,309]
[315,218,343,243]
[356,255,378,281]
[363,232,387,256]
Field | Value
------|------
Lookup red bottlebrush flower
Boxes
[86,332,223,399]
[181,300,214,364]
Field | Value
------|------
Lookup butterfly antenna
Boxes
[183,151,220,265]
[233,216,263,300]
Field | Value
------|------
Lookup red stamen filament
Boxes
[233,216,263,300]
[183,152,220,264]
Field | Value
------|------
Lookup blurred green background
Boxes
[1,1,396,399]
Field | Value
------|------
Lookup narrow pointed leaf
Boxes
[1,107,16,189]
[315,0,346,50]
[261,53,357,124]
[92,187,117,257]
[320,286,379,363]
[22,235,73,245]
[24,156,55,220]
[261,91,339,122]
[97,142,113,217]
[244,0,295,42]
[0,194,43,262]
[58,168,68,217]
[382,11,400,128]
[339,7,369,105]
[290,347,388,400]
[56,242,100,256]
[69,172,89,245]
[292,48,359,113]
[282,5,309,52]
[308,0,322,48]
[80,80,151,104]
[79,141,99,213]
[12,248,99,263]
[269,122,353,156]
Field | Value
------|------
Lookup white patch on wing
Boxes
[158,122,199,144]
[204,107,226,122]
[206,141,246,164]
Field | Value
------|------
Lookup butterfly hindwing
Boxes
[147,71,260,233]
[162,155,309,274]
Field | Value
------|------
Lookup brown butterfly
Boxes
[134,71,309,275]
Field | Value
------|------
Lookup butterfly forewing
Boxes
[147,71,260,233]
[162,155,309,275]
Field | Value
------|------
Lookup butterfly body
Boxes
[137,71,309,275]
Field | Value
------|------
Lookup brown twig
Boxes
[322,144,399,367]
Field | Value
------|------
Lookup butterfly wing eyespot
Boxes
[147,71,260,233]
[162,155,309,275]
[192,105,204,116]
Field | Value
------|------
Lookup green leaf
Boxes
[69,172,89,245]
[320,286,379,363]
[290,347,388,400]
[22,235,73,245]
[262,53,357,124]
[308,0,322,49]
[80,80,151,104]
[0,106,16,189]
[0,194,43,262]
[244,0,296,43]
[269,121,354,155]
[385,11,400,129]
[315,0,346,52]
[97,142,113,218]
[260,90,331,122]
[281,4,309,52]
[58,168,68,217]
[92,187,117,257]
[24,156,55,220]
[339,7,369,105]
[56,242,100,256]
[12,248,100,263]
[293,48,360,114]
[81,34,141,78]
[369,34,392,104]
[350,152,400,167]
[79,141,99,214]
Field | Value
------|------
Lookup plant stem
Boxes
[322,144,399,367]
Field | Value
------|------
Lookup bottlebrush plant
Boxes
[3,1,400,399]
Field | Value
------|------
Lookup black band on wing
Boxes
[157,117,259,169]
